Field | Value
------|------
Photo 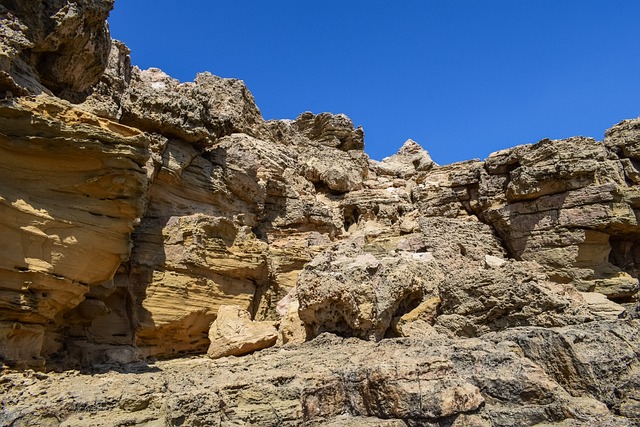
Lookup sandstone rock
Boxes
[131,214,267,358]
[579,291,625,319]
[207,305,278,359]
[1,3,640,425]
[0,95,149,366]
[389,296,441,338]
[276,287,307,345]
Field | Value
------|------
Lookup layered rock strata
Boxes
[0,0,639,425]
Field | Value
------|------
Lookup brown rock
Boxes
[1,5,640,426]
[297,238,443,340]
[207,305,278,359]
[372,139,435,178]
[0,0,114,98]
[0,96,149,366]
[2,320,638,426]
[120,68,265,142]
[292,111,364,151]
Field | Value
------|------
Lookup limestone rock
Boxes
[604,117,640,160]
[292,111,365,151]
[484,254,507,268]
[0,0,114,98]
[479,136,640,299]
[79,39,132,119]
[301,148,369,193]
[373,139,435,178]
[435,260,594,337]
[2,320,638,426]
[297,239,444,340]
[1,2,640,424]
[207,305,278,359]
[120,68,265,142]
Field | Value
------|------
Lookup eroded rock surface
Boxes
[0,95,149,366]
[207,305,277,359]
[0,0,639,425]
[2,320,639,426]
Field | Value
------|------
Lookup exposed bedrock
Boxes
[0,0,114,98]
[2,320,639,426]
[0,95,149,366]
[0,1,640,424]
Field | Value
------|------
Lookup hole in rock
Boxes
[609,235,640,278]
[343,205,361,231]
[393,292,423,319]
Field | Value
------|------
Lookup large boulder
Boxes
[297,238,443,341]
[207,305,277,359]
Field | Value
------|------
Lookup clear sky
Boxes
[108,1,640,165]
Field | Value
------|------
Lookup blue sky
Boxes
[108,1,640,165]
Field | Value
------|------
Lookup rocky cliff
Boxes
[1,1,639,426]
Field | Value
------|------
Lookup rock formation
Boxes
[0,0,639,425]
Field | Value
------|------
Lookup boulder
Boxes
[297,239,443,340]
[207,305,278,359]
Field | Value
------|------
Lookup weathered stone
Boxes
[121,68,265,142]
[579,291,625,319]
[131,214,267,358]
[277,287,307,345]
[297,239,443,340]
[207,305,278,359]
[0,96,149,365]
[1,2,639,424]
[292,111,365,151]
[372,139,435,178]
[2,320,638,426]
[0,0,114,98]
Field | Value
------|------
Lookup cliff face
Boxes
[1,1,640,426]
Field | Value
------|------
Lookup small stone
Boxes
[484,254,507,268]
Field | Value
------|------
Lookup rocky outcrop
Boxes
[404,134,640,301]
[478,136,640,300]
[0,95,149,366]
[2,320,638,426]
[0,0,114,98]
[0,0,639,425]
[297,239,443,340]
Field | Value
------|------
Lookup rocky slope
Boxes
[1,1,639,426]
